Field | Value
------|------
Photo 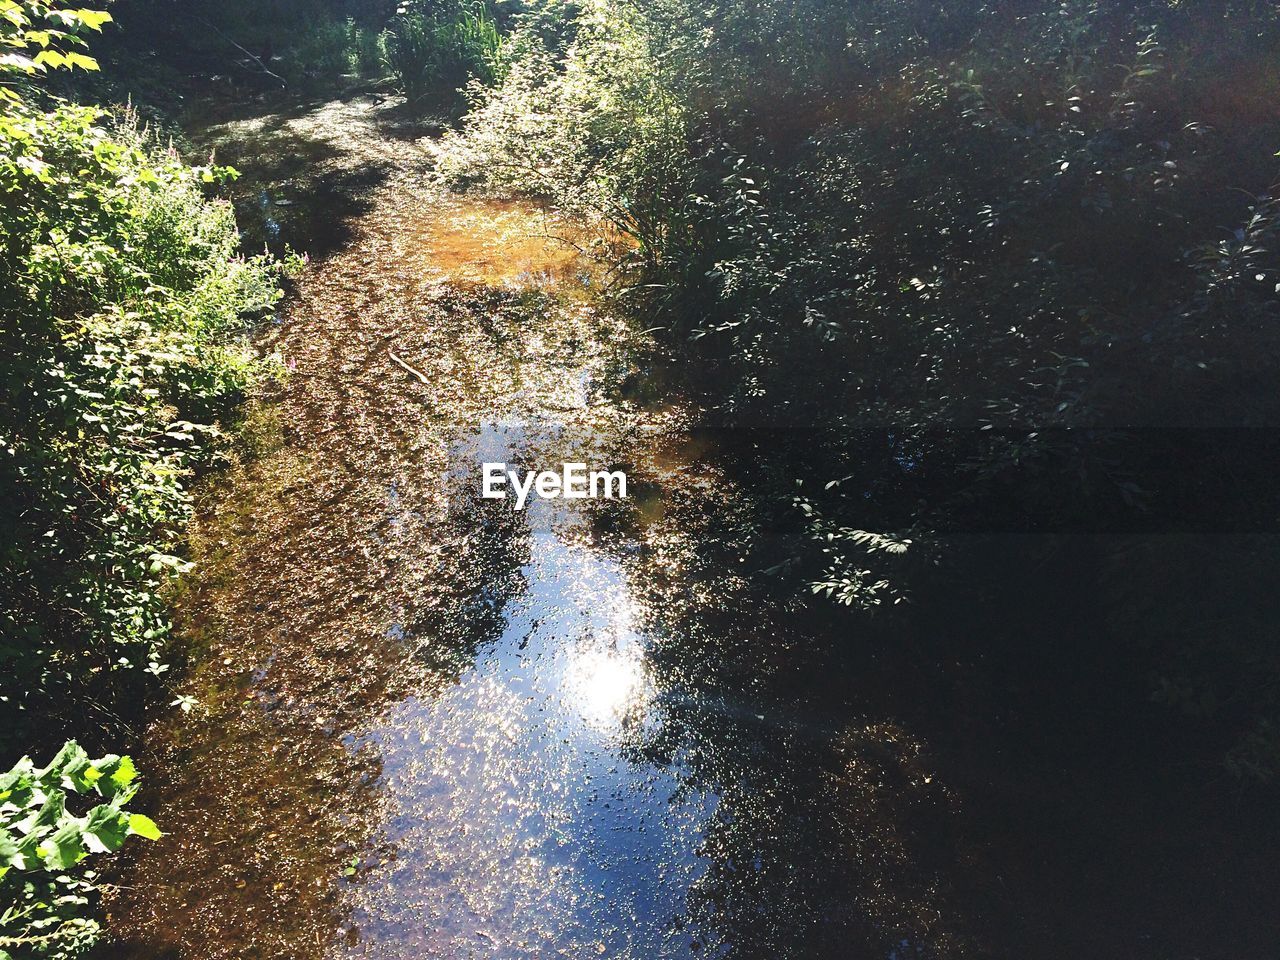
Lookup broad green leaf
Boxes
[127,814,162,841]
[72,8,112,30]
[83,805,129,853]
[63,51,99,71]
[0,826,20,868]
[37,741,84,780]
[32,48,66,69]
[99,754,136,796]
[39,822,87,870]
[16,791,65,834]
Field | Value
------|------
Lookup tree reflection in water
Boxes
[598,460,973,960]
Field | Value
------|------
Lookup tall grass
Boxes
[385,1,501,106]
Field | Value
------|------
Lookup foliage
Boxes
[97,0,392,97]
[0,0,293,745]
[279,15,386,87]
[0,742,158,959]
[440,0,1280,774]
[385,0,501,106]
[432,0,695,252]
[797,497,912,610]
[0,0,111,103]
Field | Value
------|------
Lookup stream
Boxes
[99,91,1280,960]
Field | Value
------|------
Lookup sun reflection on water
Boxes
[563,598,651,730]
[567,643,647,727]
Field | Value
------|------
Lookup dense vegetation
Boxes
[100,0,389,94]
[385,0,502,105]
[1,3,290,746]
[101,0,500,109]
[6,0,1280,951]
[1,2,290,954]
[433,0,1280,776]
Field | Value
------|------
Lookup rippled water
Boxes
[342,522,714,958]
[99,91,757,960]
[99,92,1280,960]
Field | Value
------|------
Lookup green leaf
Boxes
[33,48,66,69]
[0,826,21,869]
[40,822,87,870]
[58,748,96,793]
[99,755,137,796]
[72,8,113,30]
[126,814,162,841]
[63,51,99,71]
[82,805,130,854]
[16,791,65,835]
[38,741,85,780]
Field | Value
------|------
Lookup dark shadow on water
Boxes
[200,127,388,258]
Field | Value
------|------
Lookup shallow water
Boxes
[101,92,748,960]
[100,92,1280,960]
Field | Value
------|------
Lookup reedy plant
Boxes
[385,0,501,106]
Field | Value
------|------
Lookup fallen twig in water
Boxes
[195,16,288,88]
[388,349,429,384]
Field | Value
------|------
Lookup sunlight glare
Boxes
[566,603,649,729]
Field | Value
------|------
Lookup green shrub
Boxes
[431,0,693,250]
[281,16,387,86]
[349,19,388,77]
[439,0,1280,587]
[0,742,158,960]
[0,1,295,744]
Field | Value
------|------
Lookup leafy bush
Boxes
[385,0,501,106]
[431,0,695,254]
[348,18,389,77]
[1,2,288,950]
[441,0,1280,577]
[0,742,158,960]
[439,0,1280,774]
[0,1,294,745]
